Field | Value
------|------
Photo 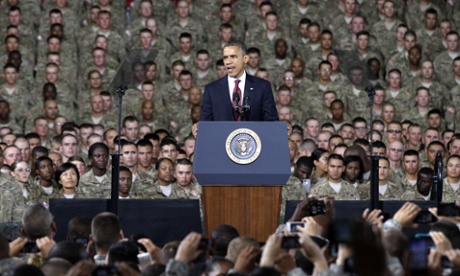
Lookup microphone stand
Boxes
[365,86,380,211]
[109,84,127,215]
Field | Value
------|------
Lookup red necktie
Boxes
[233,79,242,121]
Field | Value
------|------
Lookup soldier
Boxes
[384,69,412,116]
[401,167,434,201]
[119,166,133,199]
[303,118,320,142]
[137,139,155,177]
[140,157,176,199]
[434,31,459,85]
[370,0,403,58]
[191,49,216,90]
[358,157,403,200]
[0,100,22,134]
[441,154,460,203]
[403,87,432,127]
[415,9,445,59]
[78,143,111,198]
[118,140,151,197]
[172,158,201,199]
[310,154,359,200]
[29,156,58,205]
[387,30,417,75]
[405,123,422,151]
[400,150,421,192]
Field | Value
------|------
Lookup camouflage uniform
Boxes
[370,20,402,60]
[434,51,457,86]
[165,17,205,51]
[405,1,444,31]
[262,57,292,87]
[406,78,449,112]
[441,178,460,203]
[357,181,403,200]
[400,190,430,201]
[399,176,417,193]
[343,86,371,119]
[384,88,413,118]
[28,176,59,205]
[280,175,307,223]
[78,170,112,198]
[190,69,217,90]
[310,179,359,200]
[415,28,445,59]
[172,181,202,199]
[139,182,178,199]
[131,171,154,198]
[0,180,34,222]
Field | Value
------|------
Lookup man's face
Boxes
[60,136,78,158]
[317,133,330,150]
[421,61,434,80]
[417,173,433,194]
[28,138,41,150]
[123,121,139,142]
[415,89,430,108]
[104,129,118,150]
[327,158,344,182]
[90,147,109,170]
[320,33,333,50]
[383,1,395,18]
[318,64,332,81]
[49,152,62,168]
[349,69,363,86]
[291,59,304,77]
[139,31,153,48]
[277,90,291,105]
[449,139,460,155]
[308,26,320,43]
[386,123,402,143]
[5,37,19,52]
[424,130,439,146]
[179,37,192,53]
[265,14,278,31]
[427,145,444,165]
[331,102,344,120]
[141,84,154,100]
[0,102,10,119]
[44,100,59,120]
[98,13,111,29]
[34,119,49,137]
[403,155,419,175]
[146,19,158,36]
[298,23,309,38]
[175,164,193,187]
[91,96,104,113]
[184,139,195,157]
[424,13,437,30]
[80,127,94,146]
[179,74,193,90]
[446,34,459,52]
[372,147,386,157]
[160,144,178,162]
[158,159,174,183]
[14,140,30,162]
[353,122,367,139]
[220,6,232,22]
[328,137,343,153]
[150,139,160,159]
[388,141,403,161]
[408,47,422,66]
[89,72,102,88]
[172,65,185,80]
[274,40,287,58]
[37,159,55,181]
[339,126,354,140]
[378,159,390,182]
[47,38,60,52]
[195,54,210,71]
[139,1,153,17]
[92,50,106,67]
[142,101,154,120]
[4,147,20,165]
[344,0,356,14]
[294,164,312,180]
[453,60,460,77]
[137,145,153,168]
[304,120,319,138]
[350,17,365,33]
[121,144,138,168]
[374,89,385,105]
[223,45,249,79]
[4,67,18,85]
[427,114,442,129]
[248,53,260,68]
[119,170,132,195]
[356,34,369,51]
[8,10,21,25]
[408,126,421,146]
[387,72,401,89]
[176,1,190,18]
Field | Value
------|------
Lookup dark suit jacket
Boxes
[199,74,279,121]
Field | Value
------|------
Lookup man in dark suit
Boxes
[198,40,279,122]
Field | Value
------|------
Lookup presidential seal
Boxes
[226,128,261,164]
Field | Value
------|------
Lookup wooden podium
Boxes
[194,122,290,242]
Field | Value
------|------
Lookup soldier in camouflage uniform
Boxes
[358,157,402,200]
[370,1,403,60]
[138,157,176,199]
[29,156,59,205]
[191,49,217,90]
[280,174,307,224]
[399,150,421,192]
[441,155,460,203]
[136,139,156,178]
[385,69,413,117]
[401,167,434,201]
[310,154,359,200]
[434,31,459,87]
[78,143,111,198]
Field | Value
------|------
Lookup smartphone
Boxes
[286,222,306,233]
[281,236,301,249]
[137,252,152,270]
[438,204,460,217]
[310,236,329,248]
[73,236,89,248]
[409,238,429,273]
[22,241,39,253]
[414,210,437,224]
[198,238,216,251]
[308,200,326,217]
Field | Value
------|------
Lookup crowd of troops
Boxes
[0,0,460,223]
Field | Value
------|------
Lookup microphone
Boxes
[242,96,250,112]
[233,91,240,113]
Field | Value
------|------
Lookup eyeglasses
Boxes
[387,129,402,134]
[284,77,294,80]
[320,68,332,73]
[390,148,403,152]
[15,168,31,173]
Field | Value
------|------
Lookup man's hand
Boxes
[393,202,421,228]
[260,234,282,267]
[175,232,202,263]
[233,246,260,274]
[138,238,166,265]
[297,226,328,272]
[9,237,27,257]
[430,231,452,254]
[446,249,460,269]
[362,208,384,229]
[36,237,56,259]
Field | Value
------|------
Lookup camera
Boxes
[414,210,437,224]
[198,238,216,251]
[281,236,301,249]
[307,200,326,217]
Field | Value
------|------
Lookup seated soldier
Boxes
[172,159,201,199]
[401,167,434,200]
[310,154,359,200]
[139,158,175,199]
[358,157,403,200]
[119,166,133,199]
